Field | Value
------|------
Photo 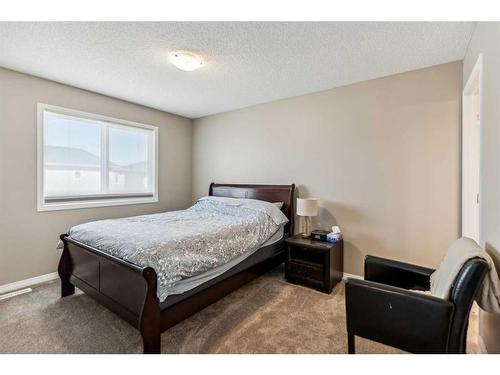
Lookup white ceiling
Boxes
[0,22,475,119]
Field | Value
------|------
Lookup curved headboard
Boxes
[209,183,295,236]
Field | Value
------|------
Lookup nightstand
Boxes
[284,234,343,293]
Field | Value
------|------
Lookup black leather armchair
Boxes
[345,255,489,354]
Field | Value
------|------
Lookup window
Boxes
[37,103,158,211]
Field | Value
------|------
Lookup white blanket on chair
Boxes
[430,237,500,314]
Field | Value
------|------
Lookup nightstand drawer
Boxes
[290,247,324,264]
[288,260,324,281]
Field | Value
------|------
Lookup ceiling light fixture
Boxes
[168,51,204,72]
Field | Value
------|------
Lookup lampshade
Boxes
[296,198,318,217]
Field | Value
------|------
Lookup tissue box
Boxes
[327,232,342,243]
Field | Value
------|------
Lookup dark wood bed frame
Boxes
[58,183,295,354]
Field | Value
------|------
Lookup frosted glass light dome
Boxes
[168,51,204,71]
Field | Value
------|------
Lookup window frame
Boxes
[37,103,159,212]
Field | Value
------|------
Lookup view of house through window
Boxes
[38,104,157,210]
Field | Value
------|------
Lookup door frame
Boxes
[462,53,483,245]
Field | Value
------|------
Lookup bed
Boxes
[58,183,295,353]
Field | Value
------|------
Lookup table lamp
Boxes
[296,198,318,238]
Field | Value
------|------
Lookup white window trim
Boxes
[37,103,159,212]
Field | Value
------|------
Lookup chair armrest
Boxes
[364,255,435,290]
[345,278,454,353]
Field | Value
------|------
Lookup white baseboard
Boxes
[478,335,488,354]
[343,272,363,281]
[0,272,59,295]
[0,288,33,301]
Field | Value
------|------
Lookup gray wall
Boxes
[193,62,463,276]
[0,68,193,285]
[463,22,500,354]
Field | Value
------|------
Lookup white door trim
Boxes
[462,53,483,245]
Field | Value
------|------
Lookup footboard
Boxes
[58,234,160,353]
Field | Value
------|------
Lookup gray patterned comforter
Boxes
[68,196,288,301]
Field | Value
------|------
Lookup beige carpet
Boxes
[0,265,477,354]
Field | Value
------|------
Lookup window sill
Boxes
[37,195,159,212]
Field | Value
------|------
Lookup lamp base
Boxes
[300,216,313,238]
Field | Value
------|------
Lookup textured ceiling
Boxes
[0,22,474,119]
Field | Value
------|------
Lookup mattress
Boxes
[161,238,286,309]
[160,225,284,298]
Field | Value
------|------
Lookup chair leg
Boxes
[348,332,355,354]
